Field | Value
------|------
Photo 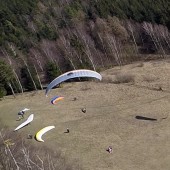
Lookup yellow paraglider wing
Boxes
[35,126,55,142]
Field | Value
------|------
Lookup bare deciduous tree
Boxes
[0,129,82,170]
[143,22,166,57]
[1,48,24,94]
[20,56,38,91]
[59,35,76,70]
[127,21,138,55]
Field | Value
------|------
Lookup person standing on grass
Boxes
[106,146,112,153]
[67,128,70,133]
[18,110,25,119]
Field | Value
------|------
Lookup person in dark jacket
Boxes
[106,146,112,153]
[81,108,86,113]
[66,128,70,133]
[18,110,25,118]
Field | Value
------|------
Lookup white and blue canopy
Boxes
[45,69,102,96]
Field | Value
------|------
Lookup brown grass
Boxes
[1,60,170,170]
[142,75,158,82]
[0,128,81,170]
[114,73,135,84]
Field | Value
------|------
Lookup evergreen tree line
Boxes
[0,60,59,98]
[1,0,170,51]
[88,0,170,28]
[0,0,170,97]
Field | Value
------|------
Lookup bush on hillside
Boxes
[114,73,135,84]
[46,62,60,81]
[0,86,7,98]
[20,66,41,91]
[0,129,82,170]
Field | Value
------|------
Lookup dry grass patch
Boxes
[136,62,144,67]
[102,76,114,83]
[0,128,82,170]
[1,60,170,170]
[114,73,135,84]
[142,75,158,82]
[130,62,144,69]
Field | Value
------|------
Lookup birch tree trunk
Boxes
[127,22,138,55]
[0,132,19,170]
[60,36,76,70]
[22,58,37,91]
[1,48,24,93]
[143,22,165,57]
[106,34,122,67]
[13,70,24,93]
[8,82,16,98]
[81,35,96,70]
[98,33,111,65]
[34,64,43,90]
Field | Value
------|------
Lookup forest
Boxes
[0,0,170,97]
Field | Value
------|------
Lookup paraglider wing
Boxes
[14,114,34,131]
[51,96,64,104]
[35,126,55,142]
[22,108,30,112]
[45,69,102,95]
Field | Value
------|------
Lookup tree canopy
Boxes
[0,60,14,84]
[0,0,170,97]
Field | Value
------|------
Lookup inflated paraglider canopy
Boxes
[45,69,102,96]
[51,96,64,104]
[35,126,55,142]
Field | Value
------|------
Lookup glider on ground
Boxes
[21,108,30,112]
[35,126,55,142]
[45,69,102,96]
[14,114,34,131]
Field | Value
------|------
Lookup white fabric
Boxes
[45,69,102,95]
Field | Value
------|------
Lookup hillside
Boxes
[1,60,170,170]
[0,0,170,96]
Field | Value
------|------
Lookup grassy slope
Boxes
[1,60,170,170]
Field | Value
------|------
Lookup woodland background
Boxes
[0,0,170,97]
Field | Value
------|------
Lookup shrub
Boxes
[114,73,135,84]
[46,62,60,81]
[0,60,15,96]
[136,62,144,67]
[20,66,40,91]
[143,75,157,82]
[102,76,114,83]
[0,129,82,170]
[0,86,7,98]
[37,23,58,40]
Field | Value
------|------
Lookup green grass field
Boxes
[1,61,170,170]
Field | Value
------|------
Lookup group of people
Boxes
[17,107,112,153]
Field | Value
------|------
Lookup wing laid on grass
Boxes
[45,69,102,96]
[22,108,30,112]
[14,114,34,131]
[35,126,55,142]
